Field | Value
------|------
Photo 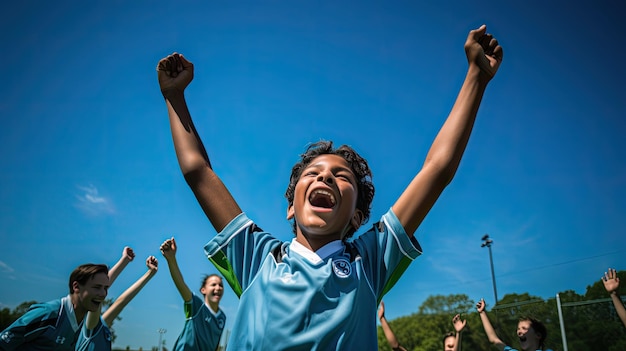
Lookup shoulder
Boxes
[23,298,62,320]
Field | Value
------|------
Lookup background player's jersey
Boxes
[0,295,80,350]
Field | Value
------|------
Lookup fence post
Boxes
[556,293,568,351]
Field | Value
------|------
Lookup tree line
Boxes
[377,270,626,351]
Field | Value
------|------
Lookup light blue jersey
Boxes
[172,294,226,351]
[74,318,111,351]
[205,208,421,351]
[0,295,80,350]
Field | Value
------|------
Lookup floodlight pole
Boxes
[481,234,499,305]
[157,328,167,351]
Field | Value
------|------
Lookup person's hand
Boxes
[146,256,158,272]
[122,246,135,262]
[160,237,178,259]
[378,301,386,320]
[453,314,466,332]
[603,268,620,294]
[157,53,194,94]
[476,298,486,313]
[464,25,503,82]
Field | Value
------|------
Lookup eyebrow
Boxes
[307,161,354,174]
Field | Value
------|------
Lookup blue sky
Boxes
[1,1,625,349]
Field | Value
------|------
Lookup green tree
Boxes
[0,301,39,331]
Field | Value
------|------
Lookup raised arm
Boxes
[392,25,503,236]
[452,314,466,351]
[160,237,193,302]
[102,256,158,327]
[85,246,135,329]
[476,298,505,351]
[378,301,408,351]
[603,268,626,328]
[157,53,241,232]
[108,246,135,285]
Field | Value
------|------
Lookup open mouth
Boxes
[309,189,336,208]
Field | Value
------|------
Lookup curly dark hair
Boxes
[285,140,375,239]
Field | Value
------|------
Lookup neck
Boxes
[206,299,220,313]
[70,294,86,323]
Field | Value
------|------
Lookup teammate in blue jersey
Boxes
[76,248,158,351]
[0,264,109,350]
[160,237,226,351]
[476,298,551,351]
[157,24,503,350]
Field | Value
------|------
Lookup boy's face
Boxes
[517,320,540,351]
[443,335,456,351]
[74,272,109,313]
[201,276,224,304]
[287,154,362,250]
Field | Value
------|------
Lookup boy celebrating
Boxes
[76,248,159,351]
[157,24,502,350]
[0,264,110,350]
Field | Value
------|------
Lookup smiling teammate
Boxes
[157,24,503,350]
[160,237,226,351]
[0,264,109,350]
[476,298,549,351]
[76,248,159,351]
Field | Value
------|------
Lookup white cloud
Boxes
[0,261,14,273]
[0,261,16,280]
[75,184,115,216]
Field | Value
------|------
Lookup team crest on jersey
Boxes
[218,317,225,329]
[332,258,352,278]
[1,331,14,342]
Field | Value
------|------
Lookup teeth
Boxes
[311,189,336,205]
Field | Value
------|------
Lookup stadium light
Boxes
[157,328,167,351]
[481,234,498,305]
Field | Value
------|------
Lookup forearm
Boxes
[452,332,462,351]
[392,67,489,235]
[610,292,626,328]
[424,67,487,182]
[85,309,102,330]
[165,258,193,301]
[164,91,211,174]
[478,311,503,346]
[103,269,156,326]
[163,92,241,231]
[108,257,131,286]
[379,317,401,349]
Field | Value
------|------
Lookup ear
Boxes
[350,209,364,230]
[287,204,295,220]
[71,281,80,294]
[200,286,206,295]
